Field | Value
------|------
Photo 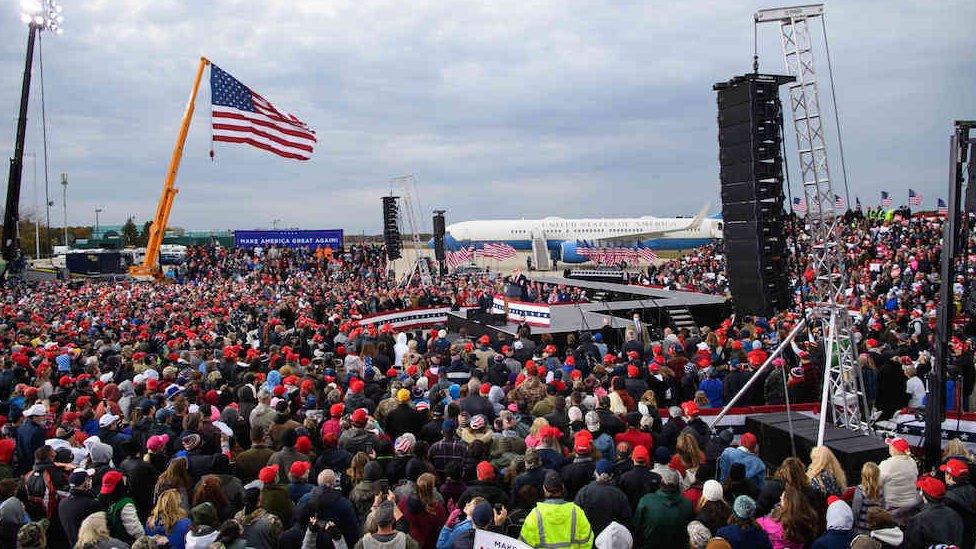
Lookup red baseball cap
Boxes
[289,460,311,478]
[739,432,758,451]
[916,475,946,499]
[627,365,639,378]
[295,436,312,454]
[330,403,345,418]
[479,384,491,396]
[100,470,124,494]
[681,401,700,417]
[351,408,368,426]
[478,335,490,345]
[476,461,495,481]
[632,445,650,464]
[258,464,279,484]
[940,458,970,478]
[886,437,910,454]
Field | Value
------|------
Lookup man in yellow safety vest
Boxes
[519,470,593,549]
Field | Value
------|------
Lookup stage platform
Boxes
[745,412,889,484]
[446,276,729,341]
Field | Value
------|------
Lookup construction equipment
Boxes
[130,57,210,279]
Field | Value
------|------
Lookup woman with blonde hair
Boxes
[523,417,549,449]
[806,445,847,498]
[75,512,130,549]
[943,438,974,462]
[145,489,191,549]
[851,462,883,533]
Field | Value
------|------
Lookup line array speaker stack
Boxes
[714,73,793,317]
[432,210,446,275]
[382,196,402,261]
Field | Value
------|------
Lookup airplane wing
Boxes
[595,203,710,245]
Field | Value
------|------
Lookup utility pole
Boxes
[60,172,67,246]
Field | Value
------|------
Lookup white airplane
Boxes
[435,204,723,263]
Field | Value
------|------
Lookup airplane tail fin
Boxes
[686,202,709,230]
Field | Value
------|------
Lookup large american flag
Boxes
[792,197,807,215]
[908,188,922,207]
[210,64,317,160]
[477,242,517,260]
[880,191,892,208]
[938,198,948,215]
[637,247,658,263]
[446,246,474,270]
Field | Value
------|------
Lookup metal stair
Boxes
[531,230,551,270]
[667,306,699,335]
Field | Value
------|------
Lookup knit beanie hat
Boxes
[732,495,757,519]
[702,479,723,502]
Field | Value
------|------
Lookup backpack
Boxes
[22,468,56,519]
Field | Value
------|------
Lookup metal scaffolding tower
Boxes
[756,4,869,444]
[393,175,433,287]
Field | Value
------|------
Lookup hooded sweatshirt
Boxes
[811,500,855,549]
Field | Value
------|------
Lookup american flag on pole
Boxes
[908,189,922,207]
[445,246,474,270]
[210,64,317,160]
[792,197,807,215]
[880,191,892,208]
[477,242,517,260]
[855,197,862,211]
[938,198,948,215]
[834,194,846,210]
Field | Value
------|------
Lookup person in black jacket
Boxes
[575,459,632,537]
[942,459,976,549]
[457,462,508,508]
[384,391,424,440]
[58,469,102,549]
[618,445,661,510]
[658,407,686,452]
[313,470,362,548]
[876,355,909,420]
[905,476,964,548]
[560,440,596,501]
[117,439,158,521]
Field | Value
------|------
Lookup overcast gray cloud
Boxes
[0,1,973,232]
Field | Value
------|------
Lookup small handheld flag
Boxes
[938,198,948,215]
[834,194,846,210]
[792,197,807,215]
[880,191,892,208]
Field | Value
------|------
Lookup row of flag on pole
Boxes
[445,243,519,269]
[577,246,658,265]
[444,242,659,269]
[791,190,947,214]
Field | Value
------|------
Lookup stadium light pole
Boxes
[1,0,63,269]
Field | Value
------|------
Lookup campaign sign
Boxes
[233,229,343,249]
[472,530,532,549]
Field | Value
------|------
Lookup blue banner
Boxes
[233,229,343,249]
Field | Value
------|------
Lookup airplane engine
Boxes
[559,241,587,264]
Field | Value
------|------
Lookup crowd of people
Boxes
[0,205,969,549]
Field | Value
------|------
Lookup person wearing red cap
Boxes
[905,475,963,548]
[100,469,145,543]
[624,364,649,403]
[718,432,767,489]
[320,403,345,441]
[559,432,596,500]
[455,462,508,508]
[473,334,496,370]
[255,463,294,527]
[879,437,921,516]
[942,458,976,549]
[339,408,378,455]
[286,460,315,503]
[618,444,660,510]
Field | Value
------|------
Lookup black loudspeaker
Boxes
[714,73,793,317]
[382,196,402,260]
[432,212,446,261]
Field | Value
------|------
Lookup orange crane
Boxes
[130,57,210,279]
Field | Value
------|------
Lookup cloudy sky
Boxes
[0,1,973,233]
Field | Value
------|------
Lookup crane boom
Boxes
[130,56,209,279]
